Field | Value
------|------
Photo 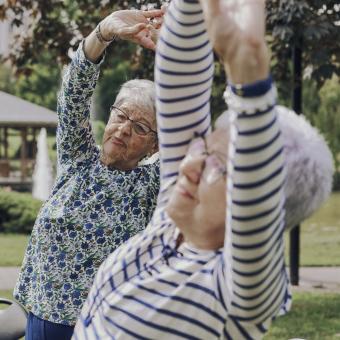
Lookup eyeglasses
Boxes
[110,105,157,136]
[189,136,227,185]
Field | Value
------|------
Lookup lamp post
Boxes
[289,37,303,286]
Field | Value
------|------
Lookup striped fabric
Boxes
[73,0,291,339]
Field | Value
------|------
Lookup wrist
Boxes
[95,22,116,45]
[224,43,270,85]
[229,75,273,98]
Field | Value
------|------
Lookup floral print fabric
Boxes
[14,43,160,325]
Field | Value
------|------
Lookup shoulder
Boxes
[138,152,160,166]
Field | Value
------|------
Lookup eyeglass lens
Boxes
[112,108,151,135]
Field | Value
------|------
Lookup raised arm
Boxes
[155,0,214,206]
[56,45,102,171]
[201,0,290,325]
[57,9,164,172]
[84,9,164,62]
[156,0,290,329]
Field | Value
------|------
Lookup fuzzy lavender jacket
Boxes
[216,105,334,230]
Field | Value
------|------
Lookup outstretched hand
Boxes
[100,9,165,50]
[200,0,269,84]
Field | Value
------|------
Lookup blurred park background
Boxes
[0,1,339,339]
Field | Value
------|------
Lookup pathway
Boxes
[1,266,340,293]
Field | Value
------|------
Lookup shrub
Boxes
[92,120,106,145]
[0,189,42,234]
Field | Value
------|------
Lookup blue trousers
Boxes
[25,312,74,340]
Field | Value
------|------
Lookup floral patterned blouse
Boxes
[14,43,160,326]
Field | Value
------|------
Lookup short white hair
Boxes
[114,79,156,119]
[215,105,334,230]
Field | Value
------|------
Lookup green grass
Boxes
[0,193,340,267]
[0,290,339,338]
[0,289,13,301]
[0,289,14,310]
[285,192,340,266]
[265,292,340,340]
[0,234,29,266]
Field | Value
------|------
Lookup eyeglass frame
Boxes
[109,105,158,136]
[190,135,228,185]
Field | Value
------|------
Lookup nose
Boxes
[179,154,206,184]
[118,120,133,136]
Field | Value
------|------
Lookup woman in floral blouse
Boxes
[14,8,165,340]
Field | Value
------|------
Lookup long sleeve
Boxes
[57,42,103,173]
[156,0,290,327]
[155,0,214,206]
[220,84,290,325]
[72,1,290,338]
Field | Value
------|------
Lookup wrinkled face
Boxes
[166,128,229,250]
[101,102,157,170]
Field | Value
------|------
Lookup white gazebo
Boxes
[0,91,57,191]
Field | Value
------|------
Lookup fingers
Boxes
[137,27,156,50]
[139,37,156,51]
[118,22,147,37]
[200,0,223,17]
[118,22,156,50]
[142,9,164,18]
[161,4,168,13]
[148,16,163,30]
[238,0,266,44]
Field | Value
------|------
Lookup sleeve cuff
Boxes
[229,75,273,98]
[224,76,277,115]
[72,40,106,72]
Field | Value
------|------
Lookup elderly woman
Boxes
[14,8,164,340]
[73,0,333,339]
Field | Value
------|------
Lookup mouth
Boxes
[176,184,196,200]
[111,136,126,147]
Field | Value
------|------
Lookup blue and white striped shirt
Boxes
[73,0,291,338]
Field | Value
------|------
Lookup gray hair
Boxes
[215,105,334,230]
[114,79,156,120]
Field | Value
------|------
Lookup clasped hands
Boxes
[100,0,269,85]
[99,8,166,51]
[200,0,269,85]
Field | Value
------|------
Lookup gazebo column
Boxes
[32,128,37,160]
[0,128,2,158]
[20,127,28,180]
[4,127,8,158]
[0,127,10,177]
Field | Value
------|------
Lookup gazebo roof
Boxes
[0,91,58,128]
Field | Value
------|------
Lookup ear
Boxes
[152,138,159,153]
[149,135,159,156]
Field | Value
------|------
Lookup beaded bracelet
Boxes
[95,23,116,44]
[229,75,273,97]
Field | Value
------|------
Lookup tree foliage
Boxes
[266,0,340,88]
[1,0,338,82]
[303,76,340,188]
[0,0,339,180]
[0,1,167,73]
[0,189,42,234]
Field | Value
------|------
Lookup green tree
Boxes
[0,1,168,117]
[13,53,61,110]
[303,76,340,188]
[266,0,339,189]
[0,53,61,110]
[0,1,167,72]
[1,0,339,144]
[266,0,339,90]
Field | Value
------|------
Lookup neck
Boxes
[100,152,137,171]
[181,228,224,251]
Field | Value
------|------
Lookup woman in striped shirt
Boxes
[73,0,332,338]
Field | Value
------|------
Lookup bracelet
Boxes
[229,75,273,98]
[95,23,116,44]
